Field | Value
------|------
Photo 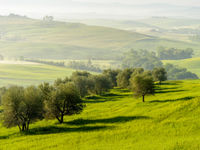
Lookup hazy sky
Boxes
[0,0,199,19]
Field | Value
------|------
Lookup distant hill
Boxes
[163,57,200,77]
[0,15,199,60]
[139,17,200,29]
[65,19,158,31]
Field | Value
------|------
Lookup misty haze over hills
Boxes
[1,0,200,19]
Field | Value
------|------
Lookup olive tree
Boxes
[117,69,134,88]
[152,67,167,84]
[45,83,84,123]
[71,71,92,98]
[91,75,112,95]
[130,75,155,102]
[103,69,120,88]
[2,86,44,131]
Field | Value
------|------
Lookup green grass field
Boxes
[163,57,200,77]
[0,80,200,149]
[0,62,76,86]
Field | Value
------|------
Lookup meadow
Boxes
[0,62,76,86]
[0,80,200,150]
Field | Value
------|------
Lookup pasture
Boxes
[0,80,200,149]
[0,61,75,86]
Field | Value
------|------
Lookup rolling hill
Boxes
[0,61,76,86]
[68,17,200,50]
[0,80,200,149]
[0,15,200,60]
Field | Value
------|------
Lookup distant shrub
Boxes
[157,47,193,60]
[67,60,102,73]
[164,63,199,80]
[122,49,163,70]
[152,67,167,84]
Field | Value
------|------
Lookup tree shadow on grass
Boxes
[160,81,183,86]
[0,133,18,140]
[84,93,125,103]
[113,88,130,93]
[155,89,185,94]
[155,86,179,91]
[0,135,9,139]
[149,96,195,103]
[23,125,111,135]
[65,116,150,126]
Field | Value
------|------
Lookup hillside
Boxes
[0,80,200,149]
[0,15,199,60]
[163,57,200,77]
[69,18,200,50]
[139,17,200,29]
[0,61,76,86]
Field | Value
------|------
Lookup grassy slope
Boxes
[163,57,200,77]
[68,18,200,47]
[0,63,76,86]
[0,16,199,59]
[0,16,147,59]
[139,17,200,29]
[0,80,200,149]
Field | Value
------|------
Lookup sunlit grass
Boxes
[0,80,200,149]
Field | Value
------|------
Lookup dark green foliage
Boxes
[71,71,92,97]
[122,49,163,70]
[157,47,193,60]
[39,82,54,100]
[117,69,134,88]
[54,77,70,87]
[164,64,199,80]
[103,69,120,87]
[152,68,167,84]
[71,71,91,78]
[0,87,7,105]
[130,74,155,102]
[131,68,145,77]
[91,75,112,95]
[2,86,44,131]
[45,83,84,123]
[121,49,197,80]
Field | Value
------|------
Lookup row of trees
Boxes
[67,60,102,73]
[122,49,162,70]
[116,68,167,88]
[157,47,193,60]
[164,63,199,80]
[1,71,113,132]
[1,68,167,132]
[2,83,84,132]
[1,67,167,132]
[25,59,65,67]
[122,49,198,80]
